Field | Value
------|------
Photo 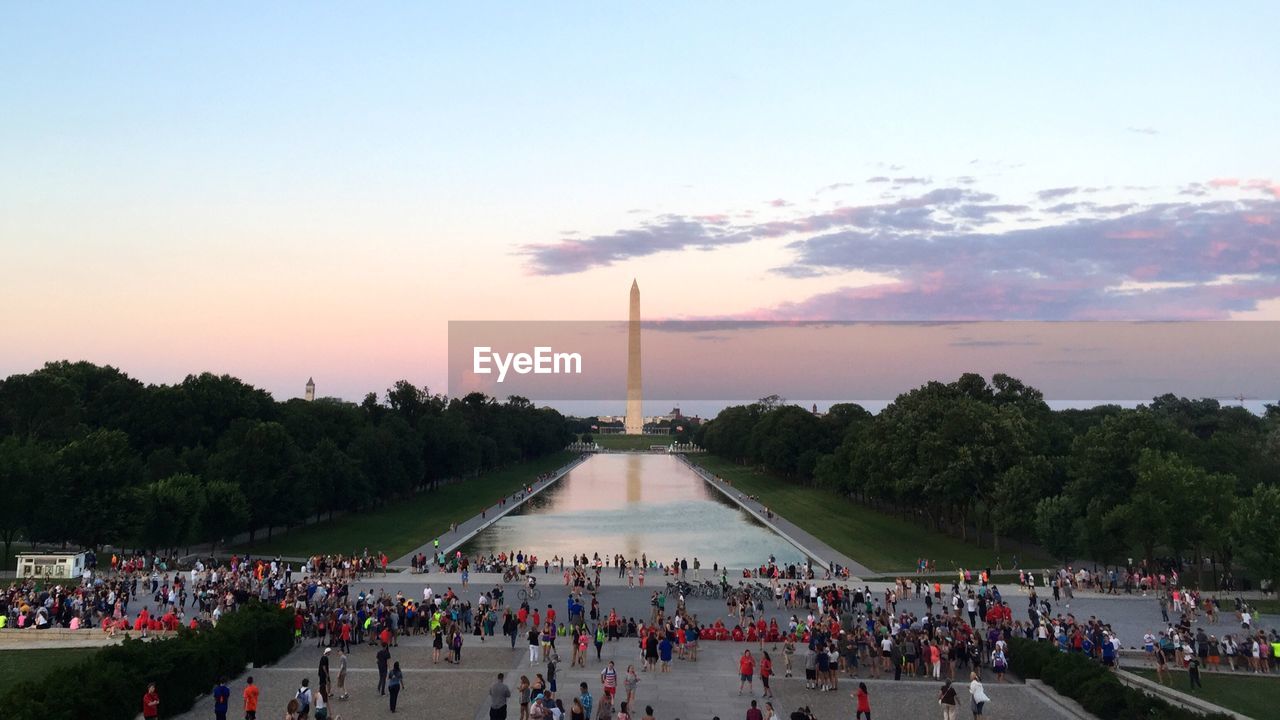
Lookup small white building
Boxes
[15,552,87,580]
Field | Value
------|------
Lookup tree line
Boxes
[0,361,574,559]
[695,373,1280,585]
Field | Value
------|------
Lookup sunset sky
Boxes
[3,4,1278,403]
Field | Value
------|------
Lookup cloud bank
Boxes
[519,178,1280,319]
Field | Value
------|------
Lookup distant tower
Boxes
[305,377,315,402]
[625,280,643,435]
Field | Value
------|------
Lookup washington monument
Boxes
[625,279,643,434]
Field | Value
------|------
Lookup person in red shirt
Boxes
[340,619,352,653]
[243,675,260,719]
[853,681,871,720]
[142,683,160,718]
[759,651,774,698]
[738,649,754,695]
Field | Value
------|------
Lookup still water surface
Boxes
[459,454,808,569]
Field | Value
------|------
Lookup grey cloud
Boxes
[949,339,1042,348]
[1037,187,1079,201]
[767,200,1280,319]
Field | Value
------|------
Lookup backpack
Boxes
[296,687,310,710]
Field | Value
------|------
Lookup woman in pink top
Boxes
[577,629,590,668]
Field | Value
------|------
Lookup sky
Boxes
[2,3,1278,403]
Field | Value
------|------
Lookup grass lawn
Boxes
[593,434,675,451]
[0,646,101,696]
[691,455,1056,574]
[1129,668,1280,719]
[235,451,575,559]
[1250,598,1280,615]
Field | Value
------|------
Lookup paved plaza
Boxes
[171,622,1072,720]
[163,568,1276,720]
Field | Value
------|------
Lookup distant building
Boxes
[305,377,315,402]
[16,552,87,579]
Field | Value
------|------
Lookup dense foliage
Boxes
[0,361,574,556]
[1006,637,1231,720]
[1,602,294,720]
[696,374,1280,582]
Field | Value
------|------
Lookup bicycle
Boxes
[518,587,541,602]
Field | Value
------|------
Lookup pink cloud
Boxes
[1246,179,1280,199]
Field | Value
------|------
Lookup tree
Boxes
[134,474,205,553]
[199,479,250,550]
[56,429,143,548]
[0,437,52,559]
[989,455,1054,554]
[208,420,299,542]
[0,371,82,441]
[1035,495,1077,565]
[1232,485,1280,588]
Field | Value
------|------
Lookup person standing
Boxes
[1188,653,1203,690]
[336,650,348,700]
[313,686,329,720]
[387,661,404,712]
[318,648,331,693]
[548,649,560,698]
[600,661,618,704]
[242,676,260,720]
[738,649,755,695]
[142,683,160,720]
[578,682,594,720]
[377,644,391,695]
[745,698,764,720]
[212,677,230,720]
[968,672,989,718]
[490,673,513,720]
[938,679,958,720]
[759,651,774,699]
[623,665,638,709]
[294,679,312,720]
[853,682,870,720]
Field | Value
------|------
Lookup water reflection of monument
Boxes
[625,279,643,434]
[624,454,642,557]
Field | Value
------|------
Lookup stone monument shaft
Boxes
[625,279,643,434]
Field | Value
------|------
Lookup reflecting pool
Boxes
[459,453,810,569]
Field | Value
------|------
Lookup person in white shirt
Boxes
[969,672,989,716]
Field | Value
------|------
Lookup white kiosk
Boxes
[15,552,87,580]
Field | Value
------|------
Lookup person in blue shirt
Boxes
[658,634,674,671]
[212,677,230,720]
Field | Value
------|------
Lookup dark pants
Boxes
[378,667,388,694]
[489,706,508,720]
[389,685,400,711]
[1189,667,1202,689]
